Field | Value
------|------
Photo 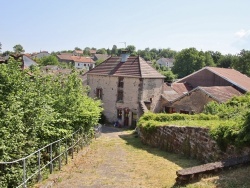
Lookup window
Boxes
[117,109,122,119]
[96,88,102,99]
[117,90,123,101]
[78,63,80,66]
[180,110,189,114]
[118,77,124,88]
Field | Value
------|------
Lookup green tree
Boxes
[13,44,25,54]
[233,50,250,76]
[172,48,205,78]
[208,51,222,66]
[159,48,177,58]
[0,42,2,53]
[96,48,107,54]
[111,45,118,56]
[126,45,136,54]
[37,55,59,66]
[203,51,215,66]
[74,47,81,50]
[217,54,238,68]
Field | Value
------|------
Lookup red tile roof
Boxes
[57,55,94,63]
[71,56,94,63]
[198,86,242,102]
[171,82,193,94]
[87,56,165,78]
[206,67,250,92]
[177,66,250,92]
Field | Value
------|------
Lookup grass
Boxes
[34,129,250,188]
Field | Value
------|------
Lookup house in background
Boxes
[89,49,96,56]
[73,50,83,56]
[156,58,175,69]
[87,51,165,128]
[57,53,74,64]
[31,51,50,59]
[92,54,110,62]
[72,56,95,70]
[161,67,250,114]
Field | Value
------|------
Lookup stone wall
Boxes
[139,125,250,163]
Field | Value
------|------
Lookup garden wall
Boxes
[139,126,250,163]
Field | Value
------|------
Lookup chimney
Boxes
[120,50,129,63]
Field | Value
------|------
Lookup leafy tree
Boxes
[0,42,2,53]
[13,44,25,54]
[36,55,59,66]
[172,48,205,78]
[74,47,81,50]
[208,51,222,65]
[0,57,103,187]
[95,59,105,66]
[202,51,215,66]
[126,45,136,54]
[233,50,250,76]
[96,48,107,54]
[111,45,118,56]
[159,48,177,58]
[217,54,238,68]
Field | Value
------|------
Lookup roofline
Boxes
[87,73,165,79]
[169,86,221,103]
[205,67,248,92]
[177,66,248,92]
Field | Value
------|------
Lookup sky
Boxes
[0,0,249,54]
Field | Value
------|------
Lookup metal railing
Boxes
[0,127,99,188]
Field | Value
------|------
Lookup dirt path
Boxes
[35,126,200,188]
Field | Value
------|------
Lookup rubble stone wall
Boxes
[139,125,250,163]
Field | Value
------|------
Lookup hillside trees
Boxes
[233,50,250,76]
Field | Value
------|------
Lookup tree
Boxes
[74,47,81,50]
[202,51,215,66]
[37,55,59,66]
[111,45,118,55]
[126,45,136,54]
[217,54,238,68]
[172,48,205,78]
[96,48,107,54]
[13,44,25,54]
[0,42,2,53]
[233,50,250,76]
[208,51,222,66]
[159,48,177,58]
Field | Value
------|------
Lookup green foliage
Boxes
[204,93,250,148]
[138,112,219,132]
[36,55,59,66]
[13,44,25,54]
[0,57,103,187]
[172,48,206,78]
[233,49,250,76]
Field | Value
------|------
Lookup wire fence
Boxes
[0,126,102,188]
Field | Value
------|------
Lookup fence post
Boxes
[77,131,79,153]
[49,144,53,174]
[72,135,74,159]
[65,139,68,165]
[38,150,42,182]
[23,159,26,188]
[59,140,61,170]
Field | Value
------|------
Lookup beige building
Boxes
[87,51,165,128]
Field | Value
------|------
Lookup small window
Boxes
[96,88,102,99]
[118,77,124,88]
[117,90,123,101]
[78,63,80,66]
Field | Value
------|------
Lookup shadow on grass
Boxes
[118,132,202,169]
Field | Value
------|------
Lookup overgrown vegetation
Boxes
[138,93,250,150]
[0,58,102,187]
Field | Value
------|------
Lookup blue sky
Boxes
[0,0,249,54]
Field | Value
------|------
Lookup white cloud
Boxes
[235,29,250,38]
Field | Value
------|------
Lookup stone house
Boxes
[31,51,50,59]
[156,58,174,69]
[87,51,165,127]
[57,54,95,70]
[161,67,250,114]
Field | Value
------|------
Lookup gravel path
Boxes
[35,125,198,188]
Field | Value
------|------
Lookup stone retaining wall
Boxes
[139,126,250,163]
